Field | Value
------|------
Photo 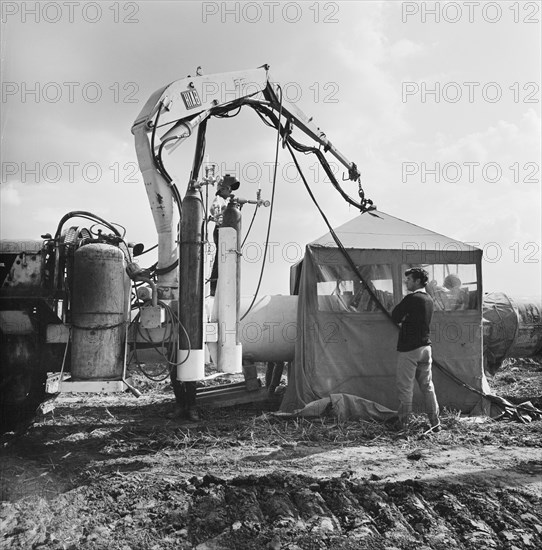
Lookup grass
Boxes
[106,358,539,454]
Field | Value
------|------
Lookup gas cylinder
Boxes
[221,200,242,340]
[71,243,129,380]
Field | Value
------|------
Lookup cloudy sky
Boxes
[1,1,540,297]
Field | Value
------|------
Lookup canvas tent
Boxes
[280,210,491,416]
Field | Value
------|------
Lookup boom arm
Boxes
[131,65,372,293]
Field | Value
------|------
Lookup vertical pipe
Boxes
[178,185,205,381]
[217,228,242,373]
[221,201,242,343]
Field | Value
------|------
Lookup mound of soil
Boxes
[3,472,541,550]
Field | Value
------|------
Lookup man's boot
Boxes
[398,412,411,432]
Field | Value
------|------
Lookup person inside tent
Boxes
[442,273,467,310]
[426,273,466,311]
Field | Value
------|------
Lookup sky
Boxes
[1,1,541,298]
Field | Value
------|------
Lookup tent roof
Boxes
[310,210,480,251]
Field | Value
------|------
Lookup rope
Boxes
[286,142,391,318]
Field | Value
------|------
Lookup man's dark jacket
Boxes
[391,291,434,352]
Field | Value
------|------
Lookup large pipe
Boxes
[236,293,541,370]
[178,186,205,381]
[239,295,298,362]
[483,292,542,374]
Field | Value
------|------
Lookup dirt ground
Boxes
[1,358,541,550]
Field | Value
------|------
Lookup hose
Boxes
[240,85,283,322]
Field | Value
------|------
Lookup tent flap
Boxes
[278,393,397,422]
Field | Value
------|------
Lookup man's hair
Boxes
[404,267,429,286]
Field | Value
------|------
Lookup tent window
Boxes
[316,264,394,312]
[402,263,478,311]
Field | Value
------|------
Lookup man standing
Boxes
[391,267,440,431]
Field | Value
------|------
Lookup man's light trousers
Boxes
[396,345,439,426]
